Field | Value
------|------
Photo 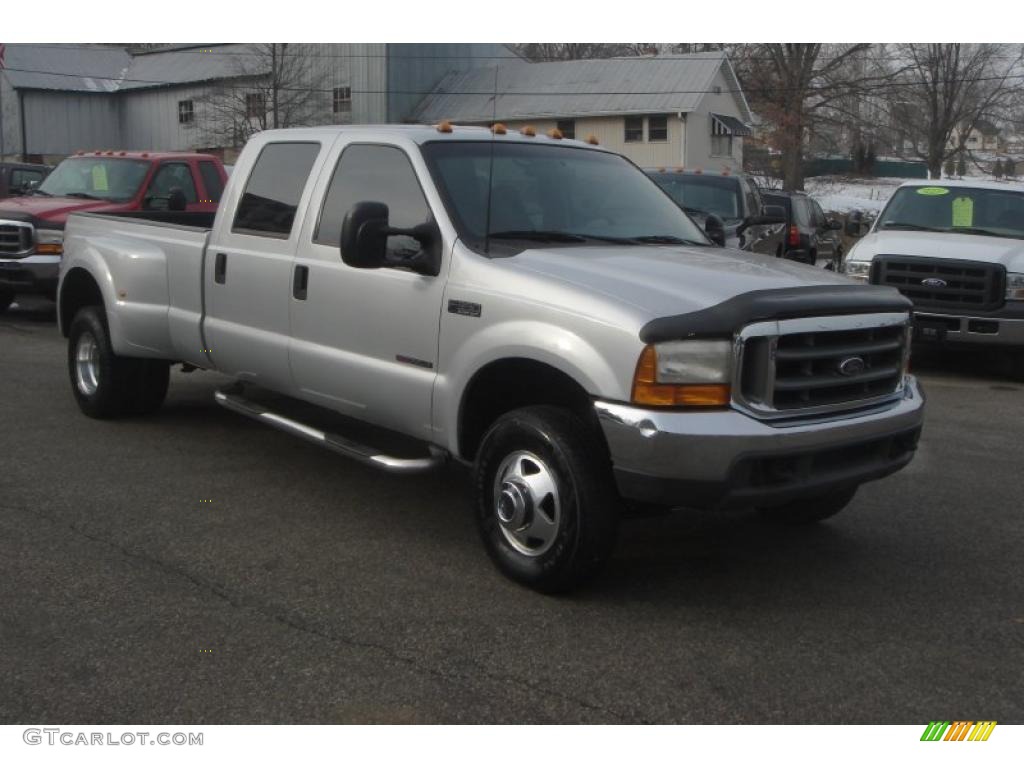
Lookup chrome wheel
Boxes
[493,450,561,557]
[75,331,100,396]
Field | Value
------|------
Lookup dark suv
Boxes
[0,162,52,199]
[762,190,844,270]
[645,169,785,255]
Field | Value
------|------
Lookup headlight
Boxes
[631,340,732,407]
[35,228,64,256]
[1007,272,1024,301]
[843,259,871,281]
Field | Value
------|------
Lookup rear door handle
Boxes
[214,253,227,284]
[293,264,309,300]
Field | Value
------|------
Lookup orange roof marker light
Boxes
[547,128,564,140]
[694,167,703,174]
[491,123,508,135]
[585,134,599,146]
[721,168,730,176]
[141,152,149,158]
[436,120,453,133]
[674,166,685,173]
[521,125,536,137]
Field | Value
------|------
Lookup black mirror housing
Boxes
[827,218,843,231]
[341,201,442,276]
[168,188,187,212]
[341,201,390,268]
[844,211,864,238]
[705,213,726,247]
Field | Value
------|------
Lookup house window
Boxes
[624,117,643,143]
[246,93,266,119]
[556,120,576,140]
[648,115,668,142]
[332,86,352,113]
[711,134,733,156]
[178,100,194,125]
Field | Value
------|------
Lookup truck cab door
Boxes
[288,141,448,442]
[203,141,325,392]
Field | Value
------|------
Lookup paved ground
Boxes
[1,297,1022,724]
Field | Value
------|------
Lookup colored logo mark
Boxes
[920,721,996,742]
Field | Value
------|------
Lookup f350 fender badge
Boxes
[448,299,482,318]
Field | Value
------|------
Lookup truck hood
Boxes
[850,230,1024,269]
[0,195,131,227]
[510,244,856,320]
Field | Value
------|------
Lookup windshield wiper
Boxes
[880,222,943,232]
[30,189,53,197]
[947,226,1022,239]
[63,192,103,200]
[630,235,709,246]
[488,230,587,243]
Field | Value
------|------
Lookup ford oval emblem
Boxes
[837,356,866,376]
[921,277,947,288]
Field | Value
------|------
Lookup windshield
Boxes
[876,185,1024,240]
[648,173,742,221]
[422,142,709,252]
[36,157,151,202]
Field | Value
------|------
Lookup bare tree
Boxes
[893,44,1024,178]
[203,44,320,148]
[731,44,903,190]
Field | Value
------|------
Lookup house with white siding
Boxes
[0,43,510,163]
[412,53,753,171]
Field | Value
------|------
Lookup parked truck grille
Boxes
[0,221,34,257]
[871,255,1005,311]
[735,313,910,418]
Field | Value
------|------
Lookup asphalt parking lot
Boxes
[1,296,1022,724]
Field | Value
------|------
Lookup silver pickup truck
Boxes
[58,125,925,592]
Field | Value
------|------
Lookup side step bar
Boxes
[215,389,447,475]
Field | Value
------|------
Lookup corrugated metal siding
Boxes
[0,72,22,159]
[414,54,727,123]
[386,43,510,122]
[1,44,129,92]
[22,91,123,155]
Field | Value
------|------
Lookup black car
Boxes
[762,190,844,270]
[645,168,785,255]
[0,162,52,199]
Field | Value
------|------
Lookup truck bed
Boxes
[63,211,212,365]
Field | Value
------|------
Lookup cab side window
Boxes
[315,144,432,258]
[233,142,321,238]
[147,163,198,206]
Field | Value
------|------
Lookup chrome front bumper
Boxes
[0,254,61,293]
[915,311,1024,346]
[595,376,925,509]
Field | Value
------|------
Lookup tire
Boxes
[473,406,619,593]
[0,290,13,314]
[68,305,170,419]
[759,485,858,525]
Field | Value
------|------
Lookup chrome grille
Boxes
[0,220,34,257]
[734,313,910,419]
[872,255,1005,311]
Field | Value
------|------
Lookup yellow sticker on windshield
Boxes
[91,165,109,191]
[916,187,949,196]
[952,196,974,227]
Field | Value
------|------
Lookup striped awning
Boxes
[711,113,752,137]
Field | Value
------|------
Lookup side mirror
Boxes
[168,188,187,212]
[340,201,441,276]
[759,204,787,225]
[705,213,726,247]
[845,211,864,238]
[15,180,39,196]
[827,218,843,231]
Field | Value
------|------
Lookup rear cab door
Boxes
[202,136,328,392]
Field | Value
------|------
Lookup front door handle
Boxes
[293,264,309,300]
[214,253,227,284]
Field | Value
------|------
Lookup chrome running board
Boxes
[215,389,446,475]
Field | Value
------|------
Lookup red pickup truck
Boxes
[0,151,226,312]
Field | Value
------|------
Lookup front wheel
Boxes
[68,306,170,419]
[758,485,858,524]
[473,406,619,593]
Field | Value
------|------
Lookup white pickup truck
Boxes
[843,180,1024,367]
[58,125,925,592]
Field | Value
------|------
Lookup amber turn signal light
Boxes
[630,346,730,407]
[35,243,63,256]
